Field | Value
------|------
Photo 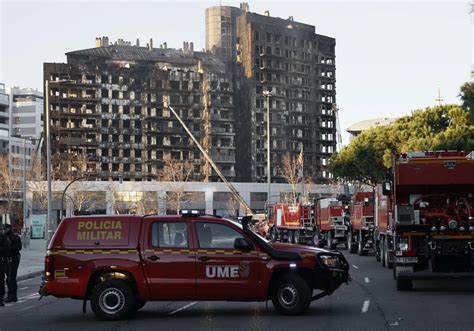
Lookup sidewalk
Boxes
[18,238,46,281]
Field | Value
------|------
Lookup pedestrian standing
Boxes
[0,225,7,307]
[4,224,21,303]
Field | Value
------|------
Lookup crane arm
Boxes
[164,99,253,215]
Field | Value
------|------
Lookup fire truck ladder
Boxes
[164,99,253,215]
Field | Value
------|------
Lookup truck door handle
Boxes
[147,255,160,261]
[198,256,210,262]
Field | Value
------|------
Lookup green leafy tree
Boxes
[330,105,474,185]
[459,82,474,124]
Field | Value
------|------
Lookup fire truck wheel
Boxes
[348,232,357,254]
[375,240,381,262]
[271,274,311,315]
[91,279,135,321]
[396,278,413,291]
[383,237,393,269]
[328,232,337,250]
[288,230,294,244]
[271,227,278,241]
[294,230,300,244]
[312,233,323,247]
[358,231,368,256]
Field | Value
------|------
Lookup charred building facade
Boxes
[44,40,235,182]
[206,4,337,182]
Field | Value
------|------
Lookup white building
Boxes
[346,117,396,140]
[26,180,346,231]
[8,86,43,145]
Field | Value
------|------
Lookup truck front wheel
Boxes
[91,279,135,321]
[271,274,311,315]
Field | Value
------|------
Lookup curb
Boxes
[18,270,43,282]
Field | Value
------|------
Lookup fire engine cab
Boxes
[40,212,350,320]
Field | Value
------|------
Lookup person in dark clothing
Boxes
[4,224,21,303]
[0,225,7,307]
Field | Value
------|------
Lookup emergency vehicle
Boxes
[315,198,348,250]
[268,203,315,245]
[347,191,375,256]
[374,151,474,290]
[40,213,350,320]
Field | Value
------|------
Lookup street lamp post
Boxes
[60,175,92,219]
[263,90,273,207]
[45,80,52,243]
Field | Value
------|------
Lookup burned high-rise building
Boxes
[44,4,336,184]
[44,39,236,182]
[206,3,337,182]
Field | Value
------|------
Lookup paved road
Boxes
[1,253,473,331]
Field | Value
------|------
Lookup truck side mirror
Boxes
[382,182,391,196]
[234,238,253,252]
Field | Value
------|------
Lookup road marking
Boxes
[168,302,198,315]
[361,300,370,313]
[17,293,39,301]
[19,287,28,291]
[364,277,370,283]
[17,305,36,312]
[352,265,359,269]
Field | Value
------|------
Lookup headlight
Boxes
[319,255,339,268]
[397,238,408,251]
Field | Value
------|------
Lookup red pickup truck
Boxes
[40,213,350,320]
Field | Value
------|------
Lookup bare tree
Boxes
[51,152,102,215]
[0,155,22,222]
[226,196,239,218]
[158,156,194,214]
[278,152,303,203]
[27,153,48,213]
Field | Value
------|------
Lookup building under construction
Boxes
[44,38,236,182]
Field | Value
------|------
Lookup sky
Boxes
[0,0,472,145]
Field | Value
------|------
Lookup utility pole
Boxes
[435,88,444,106]
[22,138,27,235]
[263,90,273,207]
[45,80,52,243]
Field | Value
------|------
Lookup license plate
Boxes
[395,257,418,264]
[335,225,346,230]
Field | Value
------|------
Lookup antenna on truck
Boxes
[164,97,253,215]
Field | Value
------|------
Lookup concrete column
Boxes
[205,190,213,215]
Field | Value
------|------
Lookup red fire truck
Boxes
[268,203,315,245]
[315,198,348,250]
[347,191,375,256]
[374,151,474,290]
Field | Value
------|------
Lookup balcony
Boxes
[210,154,235,163]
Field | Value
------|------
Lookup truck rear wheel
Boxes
[294,230,300,244]
[271,227,278,241]
[91,279,135,321]
[383,237,393,269]
[348,231,357,254]
[358,231,368,256]
[271,274,311,315]
[288,230,294,244]
[328,231,337,250]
